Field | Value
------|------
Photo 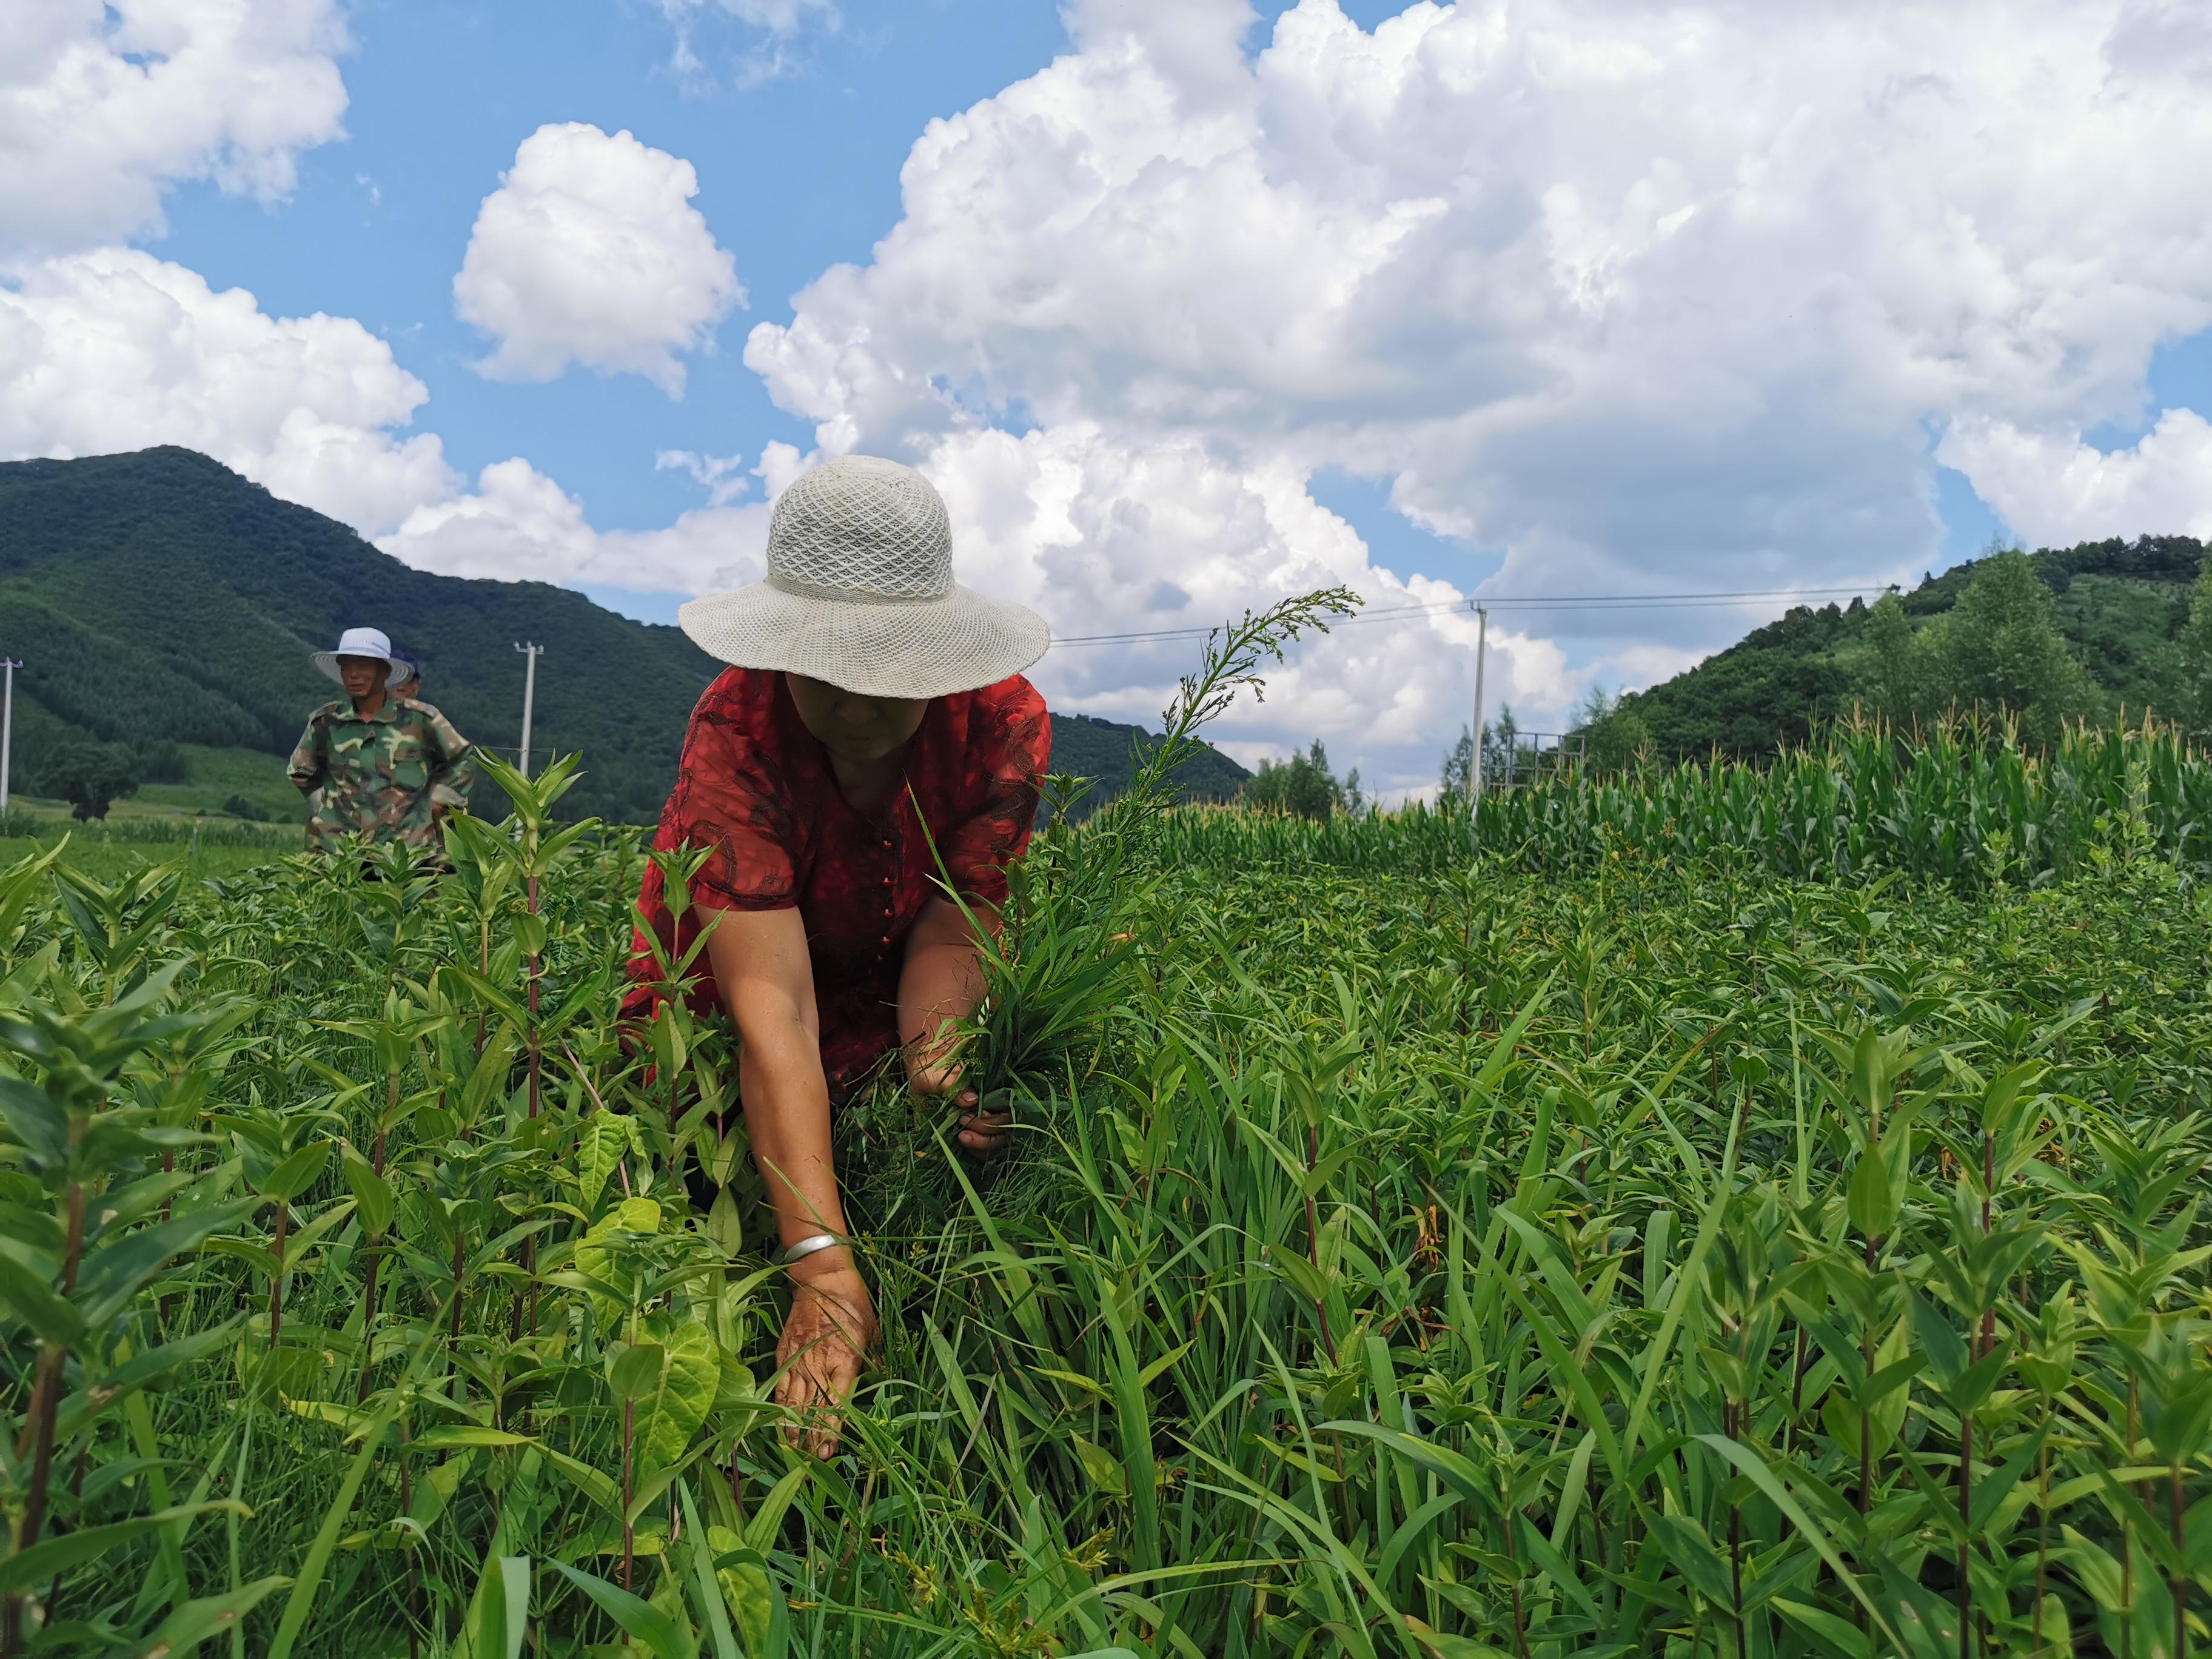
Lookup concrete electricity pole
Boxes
[1466,606,1487,857]
[513,642,543,779]
[0,659,17,817]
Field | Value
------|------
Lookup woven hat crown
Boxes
[767,455,952,603]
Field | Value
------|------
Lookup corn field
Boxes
[3,616,2211,1657]
[1158,714,2212,888]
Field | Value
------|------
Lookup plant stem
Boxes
[1957,1406,1971,1659]
[1729,1466,1746,1657]
[622,1396,637,1593]
[7,1177,87,1651]
[2173,1463,2188,1659]
[526,871,541,1121]
[267,1195,289,1350]
[1303,1122,1334,1358]
[1859,1236,1876,1522]
[2125,1379,2139,1659]
[1786,1324,1810,1446]
[450,1227,465,1353]
[400,1411,420,1659]
[357,1122,390,1404]
[2033,1431,2052,1659]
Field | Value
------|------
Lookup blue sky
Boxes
[156,0,1072,573]
[8,0,2212,790]
[144,0,1656,625]
[145,0,2208,619]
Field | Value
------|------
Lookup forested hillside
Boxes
[0,447,1244,823]
[0,447,722,822]
[1046,711,1249,817]
[1611,534,2209,759]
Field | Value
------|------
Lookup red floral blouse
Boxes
[623,668,1050,1096]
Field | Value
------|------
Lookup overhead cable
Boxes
[1048,581,1897,648]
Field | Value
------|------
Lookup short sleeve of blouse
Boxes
[664,682,800,911]
[938,678,1051,910]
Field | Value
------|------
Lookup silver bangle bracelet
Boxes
[774,1232,847,1267]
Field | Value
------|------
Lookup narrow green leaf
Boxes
[549,1559,698,1659]
[0,1502,246,1595]
[133,1574,290,1659]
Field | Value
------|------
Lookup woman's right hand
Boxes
[776,1256,877,1460]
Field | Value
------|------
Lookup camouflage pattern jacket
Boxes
[287,697,477,854]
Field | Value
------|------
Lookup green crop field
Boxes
[4,602,2211,1658]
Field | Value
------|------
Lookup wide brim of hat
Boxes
[677,580,1050,699]
[309,651,412,687]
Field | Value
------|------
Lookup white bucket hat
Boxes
[677,455,1050,699]
[310,626,413,686]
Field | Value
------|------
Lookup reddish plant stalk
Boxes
[5,1180,87,1655]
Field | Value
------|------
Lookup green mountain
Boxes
[1045,711,1250,819]
[0,447,1248,823]
[1615,534,2208,758]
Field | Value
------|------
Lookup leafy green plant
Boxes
[2,595,2210,1655]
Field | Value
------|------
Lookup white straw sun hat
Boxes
[310,626,413,686]
[677,455,1049,699]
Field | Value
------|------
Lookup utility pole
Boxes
[513,642,542,779]
[0,659,17,817]
[1466,607,1487,857]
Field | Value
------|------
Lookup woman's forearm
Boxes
[736,1019,848,1246]
[706,913,848,1250]
[897,898,994,1065]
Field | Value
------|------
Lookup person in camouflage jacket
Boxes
[289,626,476,854]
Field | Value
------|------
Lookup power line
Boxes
[1047,582,1895,648]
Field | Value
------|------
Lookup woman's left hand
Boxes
[909,1054,1010,1156]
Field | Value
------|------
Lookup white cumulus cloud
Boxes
[916,421,1571,776]
[380,457,773,595]
[0,249,454,535]
[0,6,759,615]
[1940,412,2212,546]
[734,0,2212,791]
[454,123,745,396]
[0,0,349,258]
[0,249,771,611]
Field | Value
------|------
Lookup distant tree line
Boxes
[1243,739,1366,820]
[1789,546,2212,749]
[1564,538,2212,770]
[1438,694,1651,797]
